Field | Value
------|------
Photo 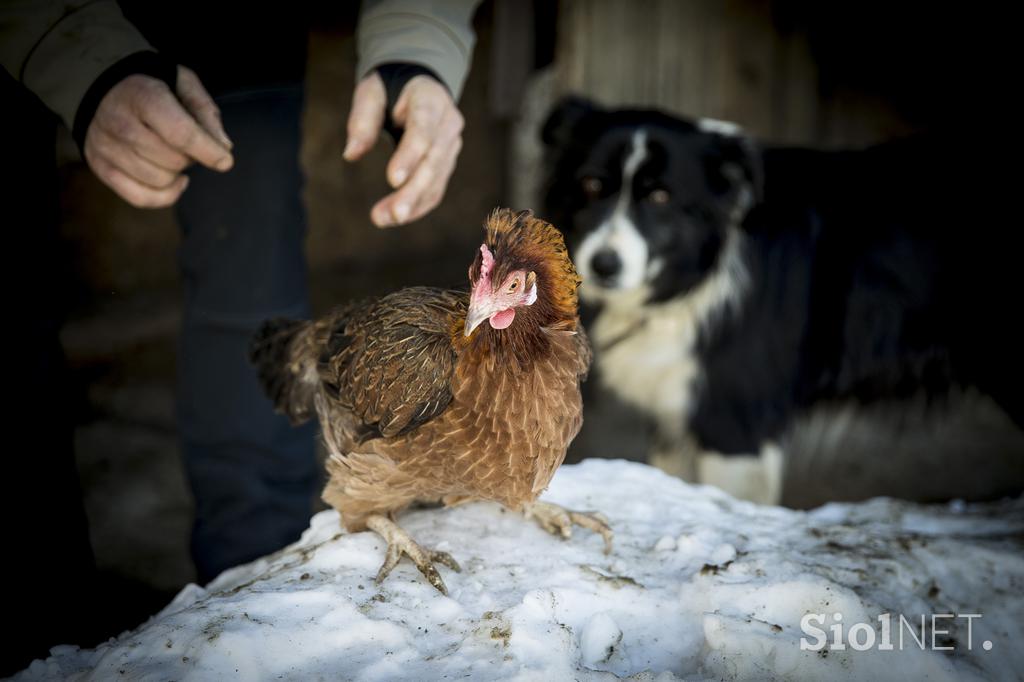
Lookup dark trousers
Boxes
[1,74,96,676]
[176,86,318,584]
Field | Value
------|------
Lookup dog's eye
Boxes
[648,188,671,204]
[581,176,603,198]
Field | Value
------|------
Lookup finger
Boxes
[408,135,462,220]
[134,83,233,171]
[371,119,461,227]
[386,94,448,188]
[86,150,189,208]
[344,72,386,161]
[176,66,232,149]
[132,128,192,172]
[372,133,460,227]
[96,109,191,172]
[371,136,460,227]
[89,129,181,188]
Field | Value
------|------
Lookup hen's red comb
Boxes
[479,243,495,282]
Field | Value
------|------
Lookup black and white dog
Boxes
[541,97,1024,504]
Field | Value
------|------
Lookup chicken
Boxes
[250,208,611,594]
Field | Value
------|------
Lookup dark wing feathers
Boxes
[251,288,464,438]
[250,316,326,425]
[318,287,466,441]
[250,301,364,425]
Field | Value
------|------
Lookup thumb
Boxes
[344,71,386,161]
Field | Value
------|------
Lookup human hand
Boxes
[83,66,234,208]
[344,71,464,227]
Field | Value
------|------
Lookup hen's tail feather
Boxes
[249,317,318,425]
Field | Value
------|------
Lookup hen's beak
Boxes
[464,304,491,336]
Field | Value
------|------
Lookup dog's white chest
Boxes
[584,234,749,435]
[590,299,702,433]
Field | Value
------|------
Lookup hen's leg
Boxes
[523,501,614,554]
[365,515,461,595]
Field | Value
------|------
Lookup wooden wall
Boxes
[507,0,917,209]
[551,0,912,147]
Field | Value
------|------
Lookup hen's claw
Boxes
[524,501,614,554]
[366,515,461,595]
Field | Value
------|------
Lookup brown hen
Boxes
[250,209,611,593]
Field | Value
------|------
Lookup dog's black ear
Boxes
[702,122,764,214]
[541,96,600,149]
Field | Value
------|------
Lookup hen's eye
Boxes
[508,280,519,292]
[581,176,603,198]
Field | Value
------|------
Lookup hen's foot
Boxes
[365,515,461,595]
[523,501,614,554]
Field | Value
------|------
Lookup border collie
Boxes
[541,97,1023,504]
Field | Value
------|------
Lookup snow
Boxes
[15,460,1024,681]
[580,612,625,672]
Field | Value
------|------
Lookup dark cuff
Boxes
[375,63,445,141]
[72,51,178,153]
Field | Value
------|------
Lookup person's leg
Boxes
[176,85,318,584]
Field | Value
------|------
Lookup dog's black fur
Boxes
[542,97,1023,461]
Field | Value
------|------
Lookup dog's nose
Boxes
[590,249,622,279]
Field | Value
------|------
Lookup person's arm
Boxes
[0,0,232,208]
[346,0,480,227]
[355,0,478,100]
[0,0,154,131]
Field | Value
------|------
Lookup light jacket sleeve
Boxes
[0,0,154,129]
[356,0,480,101]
